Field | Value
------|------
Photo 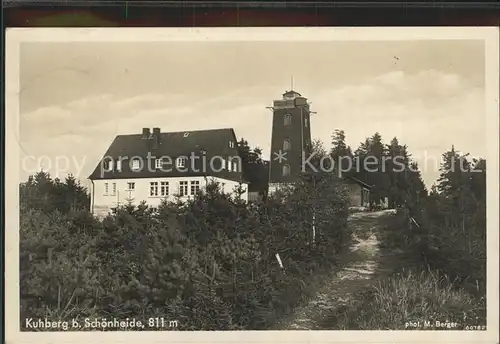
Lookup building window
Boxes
[229,140,234,148]
[283,139,291,151]
[150,182,158,196]
[222,159,227,170]
[131,159,141,171]
[282,164,291,176]
[104,183,109,195]
[284,113,292,126]
[305,117,308,128]
[116,160,122,172]
[176,157,187,169]
[179,181,188,196]
[190,181,200,195]
[155,158,162,169]
[112,183,117,196]
[127,182,135,190]
[160,181,169,197]
[232,161,238,172]
[102,160,110,171]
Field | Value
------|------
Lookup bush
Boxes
[19,174,351,330]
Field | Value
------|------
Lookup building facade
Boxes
[344,176,371,208]
[266,89,372,206]
[268,90,313,194]
[89,127,248,218]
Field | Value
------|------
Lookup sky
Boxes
[18,39,486,188]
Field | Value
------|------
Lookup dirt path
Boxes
[274,210,396,330]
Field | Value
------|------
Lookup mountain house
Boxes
[88,90,371,217]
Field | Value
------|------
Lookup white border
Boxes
[5,27,499,344]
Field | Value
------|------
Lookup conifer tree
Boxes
[330,129,354,177]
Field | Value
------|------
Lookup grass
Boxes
[330,269,486,330]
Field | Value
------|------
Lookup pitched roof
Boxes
[345,175,373,189]
[89,128,244,181]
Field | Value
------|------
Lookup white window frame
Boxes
[104,182,109,195]
[112,183,117,196]
[127,182,135,191]
[160,181,169,197]
[150,181,159,197]
[190,180,201,196]
[131,159,141,171]
[176,157,187,169]
[155,158,162,169]
[179,181,188,196]
[229,140,234,148]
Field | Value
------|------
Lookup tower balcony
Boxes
[273,96,309,110]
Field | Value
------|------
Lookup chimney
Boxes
[152,127,161,149]
[142,128,150,139]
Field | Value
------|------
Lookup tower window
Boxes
[282,164,291,176]
[284,114,292,126]
[229,140,234,148]
[283,139,291,151]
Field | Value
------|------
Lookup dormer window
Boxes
[229,140,235,148]
[176,157,187,169]
[155,158,162,169]
[131,159,141,171]
[102,159,111,171]
[284,114,292,126]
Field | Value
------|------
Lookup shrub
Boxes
[19,174,351,330]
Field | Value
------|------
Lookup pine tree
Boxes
[330,129,354,177]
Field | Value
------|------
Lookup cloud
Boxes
[18,70,484,188]
[310,70,485,186]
